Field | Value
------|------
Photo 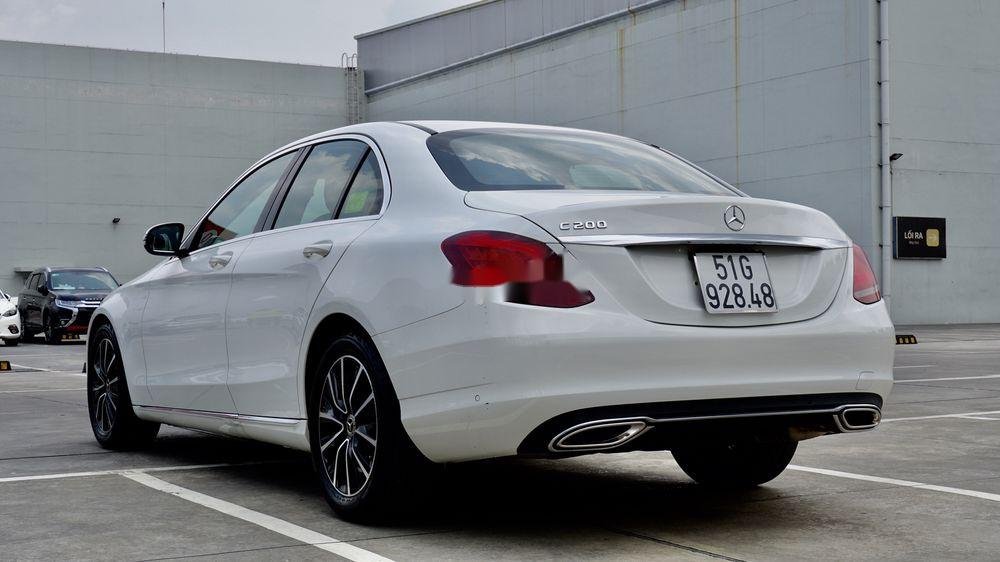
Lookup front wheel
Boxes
[87,324,160,449]
[309,332,416,521]
[43,316,61,345]
[3,338,17,347]
[671,439,797,488]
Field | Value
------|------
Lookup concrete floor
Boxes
[1,326,999,560]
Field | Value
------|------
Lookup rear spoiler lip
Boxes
[558,233,850,250]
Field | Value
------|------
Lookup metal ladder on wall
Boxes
[342,53,361,125]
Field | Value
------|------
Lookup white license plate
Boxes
[693,253,778,314]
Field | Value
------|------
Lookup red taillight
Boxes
[441,231,593,308]
[852,244,881,304]
[441,231,550,286]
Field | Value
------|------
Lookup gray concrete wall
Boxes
[364,0,880,278]
[357,0,650,91]
[888,0,1000,324]
[0,40,349,295]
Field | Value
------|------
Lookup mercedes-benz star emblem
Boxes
[724,205,746,231]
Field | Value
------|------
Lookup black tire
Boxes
[19,321,33,340]
[87,323,160,449]
[43,314,61,345]
[3,338,17,347]
[671,439,797,488]
[309,332,417,522]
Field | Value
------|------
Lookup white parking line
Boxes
[893,364,935,369]
[896,374,1000,383]
[0,462,246,483]
[0,369,86,377]
[10,363,54,372]
[957,415,1000,421]
[122,471,392,562]
[0,354,81,358]
[882,410,1000,422]
[788,465,1000,503]
[0,387,85,393]
[905,350,1000,355]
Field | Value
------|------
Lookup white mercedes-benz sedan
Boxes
[88,121,894,520]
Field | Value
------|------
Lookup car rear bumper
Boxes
[518,392,883,456]
[377,288,894,463]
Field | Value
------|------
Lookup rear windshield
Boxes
[427,129,736,195]
[49,271,118,292]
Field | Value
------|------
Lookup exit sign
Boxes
[893,217,946,259]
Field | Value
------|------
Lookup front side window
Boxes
[192,151,295,251]
[49,271,118,292]
[427,129,737,195]
[273,140,369,229]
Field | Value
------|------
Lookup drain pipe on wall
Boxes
[878,0,892,314]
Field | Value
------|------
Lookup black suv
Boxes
[18,267,119,344]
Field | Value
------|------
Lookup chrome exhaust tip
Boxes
[835,405,882,432]
[548,419,650,452]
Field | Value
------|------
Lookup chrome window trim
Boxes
[179,132,392,258]
[558,233,849,249]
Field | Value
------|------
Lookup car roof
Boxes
[262,121,620,160]
[399,121,596,134]
[38,267,110,273]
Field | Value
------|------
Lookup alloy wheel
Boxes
[90,336,120,436]
[318,355,378,498]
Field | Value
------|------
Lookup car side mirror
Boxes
[37,285,49,296]
[144,222,186,257]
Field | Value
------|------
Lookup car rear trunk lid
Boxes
[465,191,850,327]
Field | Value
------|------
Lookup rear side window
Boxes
[339,152,384,219]
[273,140,368,229]
[427,129,736,195]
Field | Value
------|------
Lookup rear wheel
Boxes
[671,439,797,488]
[309,332,415,521]
[3,338,17,347]
[87,324,160,449]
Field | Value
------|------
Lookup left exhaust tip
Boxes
[836,405,882,432]
[549,419,649,452]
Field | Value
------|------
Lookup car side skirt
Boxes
[133,405,311,452]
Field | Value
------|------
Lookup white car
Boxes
[1,290,21,346]
[89,121,894,520]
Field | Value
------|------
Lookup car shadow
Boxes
[14,338,87,346]
[136,431,813,534]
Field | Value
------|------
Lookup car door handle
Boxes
[209,252,233,269]
[303,242,333,259]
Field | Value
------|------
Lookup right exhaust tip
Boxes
[836,405,882,432]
